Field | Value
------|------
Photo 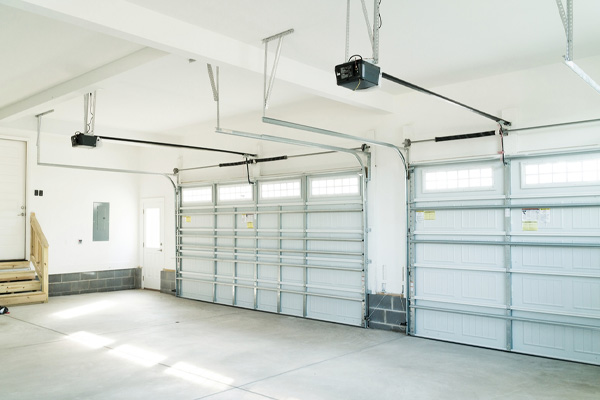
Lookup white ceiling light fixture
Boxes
[556,0,600,94]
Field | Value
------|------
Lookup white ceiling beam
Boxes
[0,47,167,121]
[1,0,397,114]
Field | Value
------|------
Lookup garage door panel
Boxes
[281,293,303,316]
[416,268,506,306]
[510,207,600,232]
[513,322,600,364]
[308,269,362,291]
[307,297,362,326]
[512,275,600,318]
[257,290,277,312]
[183,214,213,228]
[216,214,234,229]
[236,263,254,279]
[411,155,600,365]
[281,240,304,251]
[415,209,504,232]
[258,264,277,281]
[235,287,255,308]
[281,213,303,228]
[215,284,233,304]
[415,309,507,349]
[512,246,583,270]
[181,236,213,247]
[307,212,361,230]
[180,280,212,301]
[216,237,234,247]
[180,258,213,274]
[258,238,278,249]
[281,266,303,283]
[415,243,505,269]
[308,239,362,253]
[258,213,277,228]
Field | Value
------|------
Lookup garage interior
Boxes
[1,1,599,399]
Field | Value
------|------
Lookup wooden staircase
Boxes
[0,213,49,306]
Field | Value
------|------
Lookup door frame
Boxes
[141,197,165,289]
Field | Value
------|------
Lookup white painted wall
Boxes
[0,125,142,274]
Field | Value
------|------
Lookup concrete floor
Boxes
[1,290,598,400]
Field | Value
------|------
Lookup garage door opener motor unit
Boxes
[335,58,380,90]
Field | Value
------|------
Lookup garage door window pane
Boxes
[260,180,301,199]
[523,158,600,187]
[219,184,253,201]
[311,176,359,196]
[182,187,212,204]
[424,167,493,192]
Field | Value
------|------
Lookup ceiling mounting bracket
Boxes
[207,64,220,129]
[83,91,97,135]
[345,0,380,63]
[262,28,294,115]
[555,0,600,94]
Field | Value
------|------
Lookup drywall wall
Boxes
[0,126,142,274]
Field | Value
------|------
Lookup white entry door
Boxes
[0,139,26,261]
[142,199,164,290]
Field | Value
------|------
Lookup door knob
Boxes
[18,213,25,216]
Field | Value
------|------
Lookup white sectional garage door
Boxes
[409,152,600,365]
[176,172,366,326]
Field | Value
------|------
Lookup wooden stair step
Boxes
[0,261,30,270]
[0,270,36,282]
[0,280,41,294]
[0,291,47,306]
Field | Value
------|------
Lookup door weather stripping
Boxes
[555,0,600,94]
[263,29,294,113]
[380,73,511,126]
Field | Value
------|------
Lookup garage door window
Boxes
[424,167,493,192]
[259,180,301,199]
[310,175,359,196]
[523,158,600,186]
[218,183,253,202]
[181,187,212,204]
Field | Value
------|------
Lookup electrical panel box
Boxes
[335,59,380,90]
[93,202,110,241]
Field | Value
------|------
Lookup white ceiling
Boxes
[1,0,600,138]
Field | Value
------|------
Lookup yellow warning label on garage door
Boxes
[424,210,436,220]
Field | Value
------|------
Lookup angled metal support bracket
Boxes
[207,64,220,129]
[555,0,600,94]
[263,29,294,114]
